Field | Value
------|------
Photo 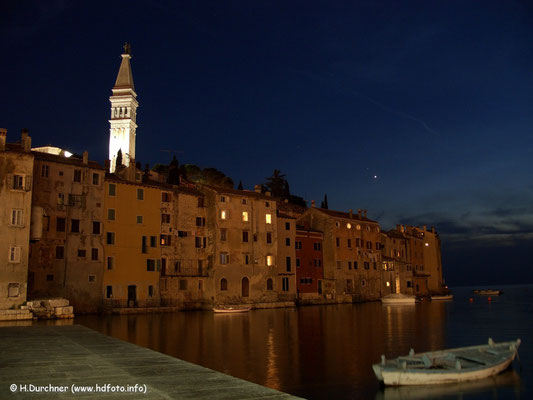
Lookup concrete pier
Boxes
[0,324,302,399]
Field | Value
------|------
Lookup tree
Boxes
[116,149,123,167]
[237,180,243,190]
[264,169,288,198]
[167,156,180,185]
[321,194,329,209]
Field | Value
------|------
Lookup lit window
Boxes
[242,211,249,222]
[386,281,390,287]
[221,210,227,220]
[266,214,272,224]
[347,223,352,229]
[356,224,361,230]
[425,243,429,247]
[266,255,273,266]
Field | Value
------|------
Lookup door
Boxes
[242,277,249,297]
[127,285,137,307]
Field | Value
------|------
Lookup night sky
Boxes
[2,1,533,286]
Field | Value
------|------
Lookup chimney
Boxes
[349,209,353,218]
[358,209,362,218]
[21,128,31,152]
[0,128,6,151]
[254,184,262,193]
[105,159,110,171]
[431,226,435,233]
[401,225,405,233]
[311,200,316,208]
[363,209,367,217]
[82,151,89,165]
[423,225,427,231]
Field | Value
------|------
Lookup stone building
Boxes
[28,146,105,313]
[295,226,324,300]
[0,129,34,310]
[200,185,291,305]
[297,206,383,302]
[276,212,297,301]
[412,225,444,294]
[380,229,414,296]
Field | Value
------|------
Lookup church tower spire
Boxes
[109,43,138,173]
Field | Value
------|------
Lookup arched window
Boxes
[242,277,249,297]
[266,278,273,291]
[220,278,228,291]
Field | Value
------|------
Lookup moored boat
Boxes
[431,294,454,301]
[373,338,521,386]
[381,293,416,305]
[473,289,502,296]
[213,306,252,313]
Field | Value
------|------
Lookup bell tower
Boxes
[109,43,138,173]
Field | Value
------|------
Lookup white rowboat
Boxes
[373,338,521,386]
[213,306,252,313]
[381,293,416,305]
[431,294,454,301]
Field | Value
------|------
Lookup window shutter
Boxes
[7,174,13,189]
[25,175,32,191]
[156,259,161,271]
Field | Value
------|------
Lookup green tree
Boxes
[237,180,243,190]
[321,194,329,209]
[116,149,123,167]
[264,169,288,198]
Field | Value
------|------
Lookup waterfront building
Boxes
[159,185,210,308]
[412,225,444,294]
[28,146,105,313]
[297,206,383,302]
[295,226,324,299]
[276,211,298,301]
[200,185,288,305]
[380,229,414,296]
[0,129,34,309]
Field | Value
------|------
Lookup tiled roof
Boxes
[201,184,275,200]
[277,212,296,220]
[314,208,378,224]
[32,150,104,170]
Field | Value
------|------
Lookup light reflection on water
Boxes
[74,285,531,399]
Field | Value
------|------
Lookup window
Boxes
[150,236,157,247]
[106,286,113,298]
[347,239,352,248]
[46,274,54,281]
[108,183,116,196]
[314,259,322,267]
[265,213,272,224]
[135,172,141,182]
[285,238,291,246]
[376,242,381,250]
[161,213,170,224]
[336,260,342,269]
[266,232,272,244]
[10,209,23,226]
[59,171,63,176]
[107,209,116,221]
[296,258,301,267]
[8,283,20,297]
[195,237,205,248]
[244,253,250,265]
[88,275,96,283]
[336,237,340,247]
[354,261,358,270]
[347,223,352,229]
[162,192,171,202]
[361,279,366,286]
[91,248,99,261]
[106,232,115,245]
[136,215,143,224]
[265,201,270,207]
[148,285,155,297]
[313,242,321,251]
[300,278,312,284]
[137,188,144,200]
[178,231,188,237]
[92,173,100,185]
[220,195,226,203]
[286,256,291,272]
[220,252,229,265]
[242,211,249,222]
[56,246,65,259]
[348,261,352,270]
[373,262,377,270]
[8,246,21,263]
[282,277,289,291]
[77,249,86,258]
[241,198,248,204]
[407,281,412,288]
[10,174,30,190]
[107,256,114,270]
[267,278,273,291]
[220,210,227,220]
[68,194,81,207]
[160,234,171,246]
[356,238,361,247]
[196,216,205,226]
[295,241,302,250]
[41,165,49,178]
[285,222,290,230]
[57,193,65,206]
[147,259,156,271]
[179,280,187,291]
[73,169,82,182]
[364,262,370,270]
[56,217,66,232]
[71,219,80,233]
[220,228,227,242]
[142,236,148,253]
[92,221,101,235]
[220,278,228,291]
[197,197,204,207]
[266,255,273,266]
[43,216,50,231]
[242,230,249,243]
[366,241,372,250]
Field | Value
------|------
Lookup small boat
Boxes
[373,338,521,386]
[213,306,252,313]
[381,293,416,305]
[431,294,454,301]
[473,289,502,296]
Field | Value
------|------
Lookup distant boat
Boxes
[212,306,252,313]
[431,294,454,301]
[473,290,503,296]
[381,293,416,305]
[373,338,521,386]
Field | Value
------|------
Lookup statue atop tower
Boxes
[109,43,138,173]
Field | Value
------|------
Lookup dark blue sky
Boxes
[2,1,533,285]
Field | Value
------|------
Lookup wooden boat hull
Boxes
[213,307,251,313]
[473,290,502,296]
[381,294,416,305]
[431,295,454,301]
[373,339,520,386]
